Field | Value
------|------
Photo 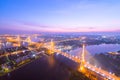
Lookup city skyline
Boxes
[0,0,120,33]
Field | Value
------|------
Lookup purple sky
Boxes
[0,0,120,33]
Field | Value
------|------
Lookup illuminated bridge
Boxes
[44,40,120,80]
[6,36,120,80]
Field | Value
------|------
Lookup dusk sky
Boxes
[0,0,120,33]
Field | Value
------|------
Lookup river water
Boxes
[69,44,120,56]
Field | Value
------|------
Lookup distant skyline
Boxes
[0,0,120,33]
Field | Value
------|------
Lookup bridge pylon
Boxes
[79,44,86,72]
[17,35,21,46]
[50,39,55,55]
[25,36,32,44]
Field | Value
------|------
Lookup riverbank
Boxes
[0,53,41,77]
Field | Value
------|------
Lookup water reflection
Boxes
[48,55,55,67]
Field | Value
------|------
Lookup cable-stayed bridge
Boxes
[44,40,120,80]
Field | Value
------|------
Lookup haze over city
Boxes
[0,0,120,33]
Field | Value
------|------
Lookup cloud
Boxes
[88,27,95,29]
[0,19,119,32]
[15,20,49,28]
[9,20,54,31]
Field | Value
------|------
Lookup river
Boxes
[0,54,71,80]
[69,44,120,56]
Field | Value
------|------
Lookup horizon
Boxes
[0,0,120,33]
